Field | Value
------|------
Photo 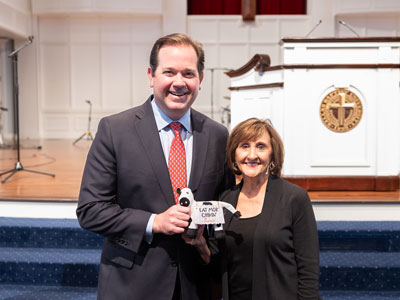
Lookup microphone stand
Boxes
[0,36,55,183]
[0,106,7,147]
[338,20,360,37]
[207,67,231,120]
[73,100,94,145]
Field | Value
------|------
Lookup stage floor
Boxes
[0,139,399,203]
[0,139,90,201]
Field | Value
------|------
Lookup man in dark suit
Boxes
[77,33,234,300]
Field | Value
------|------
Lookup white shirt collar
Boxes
[151,97,192,133]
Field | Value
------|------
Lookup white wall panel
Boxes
[39,18,69,43]
[32,0,162,15]
[219,19,248,43]
[249,19,279,43]
[131,44,153,105]
[0,0,31,38]
[63,0,92,10]
[219,44,248,70]
[201,44,218,69]
[71,44,100,107]
[280,18,311,38]
[41,44,70,109]
[70,18,99,43]
[33,15,163,138]
[366,17,397,37]
[131,17,162,43]
[375,0,400,9]
[43,115,70,131]
[101,44,131,109]
[187,18,218,43]
[101,18,131,43]
[336,0,372,12]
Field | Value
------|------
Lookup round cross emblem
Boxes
[320,88,363,133]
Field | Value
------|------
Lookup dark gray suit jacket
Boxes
[77,97,234,300]
[214,176,321,300]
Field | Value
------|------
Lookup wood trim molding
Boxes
[261,64,400,72]
[228,82,284,91]
[283,176,400,191]
[225,55,400,78]
[225,54,270,78]
[281,37,400,44]
[280,64,400,69]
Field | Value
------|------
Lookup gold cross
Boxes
[327,92,355,127]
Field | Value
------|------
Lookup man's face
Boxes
[148,45,203,120]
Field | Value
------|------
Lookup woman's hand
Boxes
[182,225,211,264]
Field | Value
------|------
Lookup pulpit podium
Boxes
[227,37,400,191]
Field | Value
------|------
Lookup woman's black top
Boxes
[225,214,260,300]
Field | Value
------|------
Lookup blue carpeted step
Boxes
[0,284,96,300]
[0,247,100,286]
[318,221,400,252]
[320,290,400,300]
[0,217,103,249]
[319,251,400,291]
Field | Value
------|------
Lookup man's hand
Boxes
[153,205,190,235]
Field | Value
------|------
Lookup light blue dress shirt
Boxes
[145,99,194,242]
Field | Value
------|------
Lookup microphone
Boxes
[305,20,322,38]
[338,20,360,37]
[8,35,34,57]
[85,100,92,105]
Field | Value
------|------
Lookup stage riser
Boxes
[0,262,98,286]
[320,267,400,291]
[0,227,103,249]
[319,234,400,252]
[0,218,399,297]
[320,290,400,300]
[320,269,400,291]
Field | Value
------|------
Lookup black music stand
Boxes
[73,100,93,145]
[0,36,55,183]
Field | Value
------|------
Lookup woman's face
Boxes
[235,130,273,179]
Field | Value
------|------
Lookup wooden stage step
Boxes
[0,139,399,203]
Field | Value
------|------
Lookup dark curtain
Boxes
[187,0,306,15]
[188,0,241,15]
[257,0,306,14]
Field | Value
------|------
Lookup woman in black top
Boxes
[207,118,321,300]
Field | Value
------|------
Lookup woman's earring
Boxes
[266,161,275,175]
[269,162,275,171]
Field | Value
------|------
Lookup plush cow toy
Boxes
[177,187,241,239]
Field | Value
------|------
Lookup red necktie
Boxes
[168,122,187,203]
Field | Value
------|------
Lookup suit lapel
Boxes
[134,97,175,206]
[188,110,208,194]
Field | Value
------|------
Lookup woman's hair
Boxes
[149,33,205,76]
[226,118,284,177]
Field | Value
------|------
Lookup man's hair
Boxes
[226,118,285,177]
[149,33,205,76]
